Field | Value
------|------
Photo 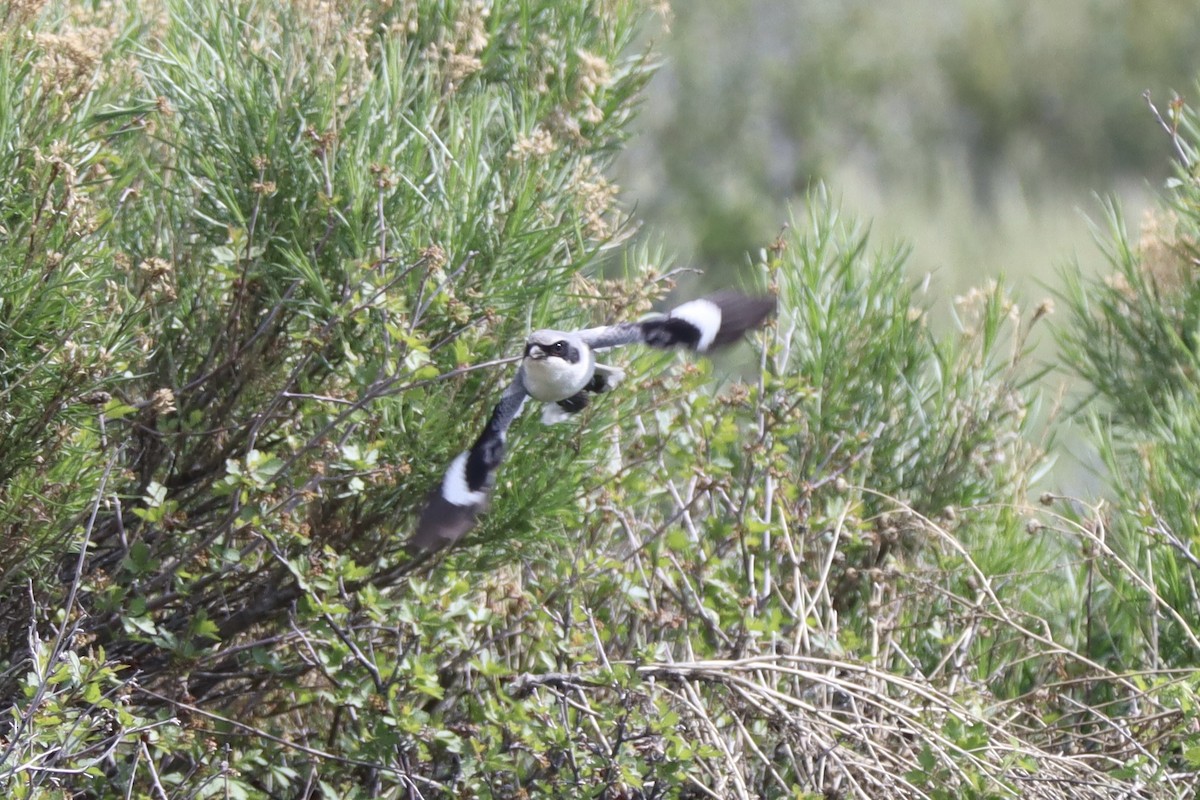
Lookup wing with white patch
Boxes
[408,373,529,552]
[578,291,776,354]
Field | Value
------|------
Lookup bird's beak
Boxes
[525,344,547,360]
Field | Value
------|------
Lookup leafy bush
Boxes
[2,1,1200,799]
[1060,108,1200,673]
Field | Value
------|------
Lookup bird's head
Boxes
[524,330,584,364]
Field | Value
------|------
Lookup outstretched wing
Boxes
[410,291,774,553]
[408,372,529,552]
[578,291,776,353]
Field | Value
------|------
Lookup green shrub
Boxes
[3,1,1200,798]
[1060,108,1200,671]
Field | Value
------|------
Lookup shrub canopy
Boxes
[2,2,1200,799]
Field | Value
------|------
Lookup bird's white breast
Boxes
[523,348,595,402]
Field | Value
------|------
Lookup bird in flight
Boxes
[409,291,776,552]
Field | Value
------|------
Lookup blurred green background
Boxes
[618,0,1199,296]
[617,0,1200,493]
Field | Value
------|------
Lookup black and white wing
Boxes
[409,373,528,552]
[409,291,774,552]
[578,291,776,353]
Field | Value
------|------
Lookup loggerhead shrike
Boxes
[409,291,776,552]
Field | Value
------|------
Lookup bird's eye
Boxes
[553,341,566,354]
